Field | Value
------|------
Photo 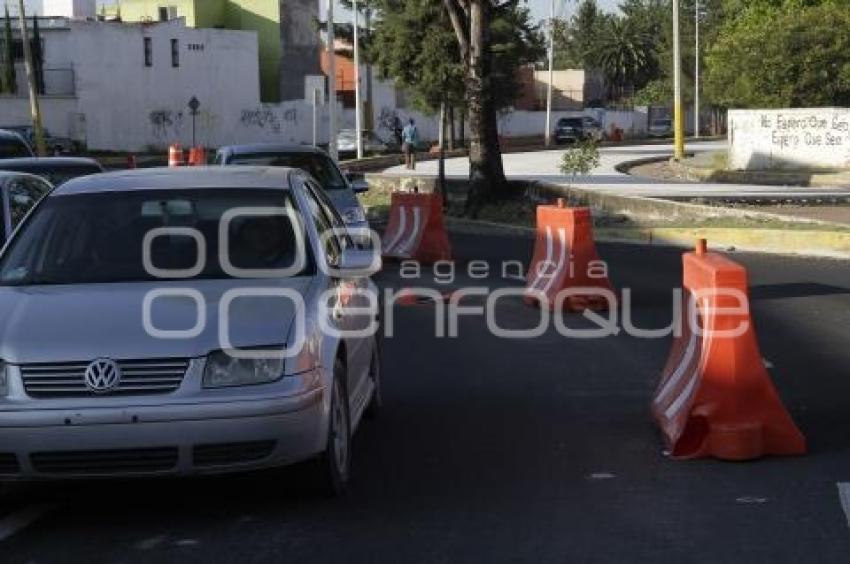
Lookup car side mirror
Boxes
[351,179,370,194]
[336,248,381,278]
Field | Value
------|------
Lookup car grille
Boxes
[0,453,20,475]
[30,448,179,475]
[193,441,276,468]
[20,358,189,398]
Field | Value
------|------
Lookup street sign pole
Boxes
[672,0,685,160]
[544,0,555,147]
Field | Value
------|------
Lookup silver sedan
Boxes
[0,167,382,494]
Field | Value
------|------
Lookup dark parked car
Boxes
[0,130,34,160]
[0,157,104,187]
[216,144,370,245]
[553,116,604,144]
[0,126,80,155]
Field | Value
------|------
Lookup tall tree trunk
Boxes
[447,105,455,151]
[443,0,507,217]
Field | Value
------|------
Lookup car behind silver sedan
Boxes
[0,167,381,494]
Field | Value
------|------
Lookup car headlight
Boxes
[0,360,6,396]
[340,206,366,225]
[202,350,285,388]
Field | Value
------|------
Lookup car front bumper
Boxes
[0,381,326,480]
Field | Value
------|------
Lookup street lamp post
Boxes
[544,0,555,147]
[353,0,363,160]
[672,0,685,160]
[16,1,45,156]
[327,0,338,160]
[694,0,700,139]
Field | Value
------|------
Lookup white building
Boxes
[0,17,327,151]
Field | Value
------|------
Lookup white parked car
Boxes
[0,167,382,494]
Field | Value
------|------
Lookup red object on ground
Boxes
[651,240,806,461]
[168,144,185,167]
[524,199,615,311]
[126,154,137,169]
[382,192,451,264]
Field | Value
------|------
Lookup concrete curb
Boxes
[444,217,850,259]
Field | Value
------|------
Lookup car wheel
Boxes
[316,358,351,496]
[364,341,382,419]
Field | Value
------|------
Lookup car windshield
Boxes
[0,138,32,159]
[0,188,315,286]
[227,152,347,190]
[558,118,583,128]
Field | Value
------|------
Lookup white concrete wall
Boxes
[729,108,850,170]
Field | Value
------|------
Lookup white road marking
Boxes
[588,472,616,480]
[736,496,769,504]
[0,504,56,542]
[837,483,850,527]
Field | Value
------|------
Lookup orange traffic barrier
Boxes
[524,199,614,311]
[168,144,185,167]
[651,240,806,461]
[187,146,207,166]
[382,192,451,264]
[126,153,137,169]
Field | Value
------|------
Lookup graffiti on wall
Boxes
[240,107,282,134]
[149,109,185,140]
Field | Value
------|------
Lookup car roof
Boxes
[54,166,296,196]
[218,143,329,157]
[0,157,102,170]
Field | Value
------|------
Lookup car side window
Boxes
[8,177,50,227]
[302,182,341,267]
[303,180,355,251]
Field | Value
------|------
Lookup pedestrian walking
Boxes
[401,118,419,170]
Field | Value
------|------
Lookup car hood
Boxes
[0,278,315,364]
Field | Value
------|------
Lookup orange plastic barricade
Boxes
[651,240,806,461]
[524,200,614,311]
[187,147,207,166]
[126,154,137,169]
[168,144,185,167]
[381,192,451,264]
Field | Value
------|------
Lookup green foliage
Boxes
[704,1,850,107]
[369,0,543,114]
[559,140,601,183]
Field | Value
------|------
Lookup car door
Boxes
[301,179,371,397]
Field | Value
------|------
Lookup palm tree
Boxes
[588,17,655,103]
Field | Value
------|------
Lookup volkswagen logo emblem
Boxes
[84,358,122,393]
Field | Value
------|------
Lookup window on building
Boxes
[171,39,179,67]
[159,6,177,21]
[143,37,152,67]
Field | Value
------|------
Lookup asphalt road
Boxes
[2,232,850,563]
[384,141,850,198]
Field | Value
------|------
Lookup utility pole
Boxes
[694,0,700,139]
[327,0,338,160]
[312,88,320,147]
[672,0,685,160]
[17,1,45,156]
[544,0,555,147]
[353,0,363,159]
